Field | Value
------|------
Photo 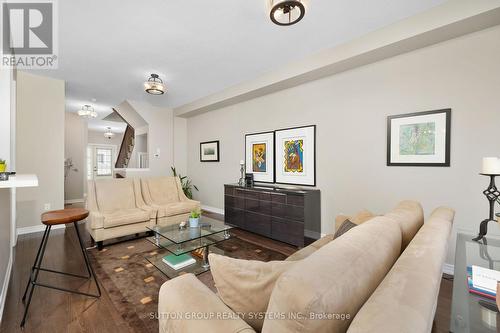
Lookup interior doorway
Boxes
[87,144,117,180]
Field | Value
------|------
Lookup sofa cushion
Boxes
[209,253,296,331]
[94,179,137,213]
[384,200,424,251]
[156,201,200,218]
[142,177,181,205]
[347,207,454,333]
[262,217,402,333]
[102,208,151,228]
[158,273,256,333]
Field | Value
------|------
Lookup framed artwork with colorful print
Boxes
[274,125,316,186]
[245,131,274,183]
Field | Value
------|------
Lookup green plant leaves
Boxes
[171,165,198,199]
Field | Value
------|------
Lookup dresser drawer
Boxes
[245,198,271,215]
[259,192,271,201]
[285,205,305,222]
[271,217,304,247]
[244,190,260,201]
[234,196,245,210]
[235,188,247,197]
[271,193,286,204]
[225,207,244,228]
[271,203,304,222]
[224,186,235,196]
[287,194,304,206]
[224,195,234,207]
[245,212,271,237]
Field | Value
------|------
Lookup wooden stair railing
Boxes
[115,125,135,168]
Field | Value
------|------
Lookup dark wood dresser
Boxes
[224,184,321,247]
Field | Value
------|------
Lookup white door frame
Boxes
[87,144,117,180]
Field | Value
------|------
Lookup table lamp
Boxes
[474,157,500,241]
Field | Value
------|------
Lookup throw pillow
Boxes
[333,219,357,239]
[208,253,295,331]
[335,209,375,231]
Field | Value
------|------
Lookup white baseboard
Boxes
[17,224,65,236]
[443,263,454,276]
[201,205,224,215]
[0,249,13,324]
[65,198,84,204]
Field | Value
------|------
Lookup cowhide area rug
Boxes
[88,235,288,332]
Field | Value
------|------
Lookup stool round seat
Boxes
[41,208,89,226]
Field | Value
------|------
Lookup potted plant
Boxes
[0,159,6,173]
[189,208,201,228]
[171,167,198,199]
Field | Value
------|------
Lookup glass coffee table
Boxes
[451,233,500,332]
[145,216,233,279]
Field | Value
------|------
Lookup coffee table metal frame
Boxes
[145,217,232,278]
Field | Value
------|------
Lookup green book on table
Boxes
[162,253,196,270]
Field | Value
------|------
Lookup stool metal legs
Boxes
[20,222,101,327]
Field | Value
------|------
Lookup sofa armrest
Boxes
[158,273,255,333]
[186,199,201,207]
[87,211,105,230]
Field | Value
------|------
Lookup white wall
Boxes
[184,26,500,265]
[0,67,11,166]
[128,100,174,176]
[64,113,87,201]
[173,117,188,175]
[16,71,65,228]
[88,129,124,147]
[0,64,13,322]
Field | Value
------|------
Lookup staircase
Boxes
[115,125,135,168]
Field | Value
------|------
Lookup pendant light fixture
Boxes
[269,0,306,26]
[144,73,166,95]
[104,127,115,139]
[78,104,97,118]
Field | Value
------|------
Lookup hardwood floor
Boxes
[0,211,453,332]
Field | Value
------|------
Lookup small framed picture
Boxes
[387,109,451,167]
[245,131,274,183]
[200,140,220,162]
[275,125,316,186]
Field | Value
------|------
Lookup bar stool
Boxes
[20,208,101,327]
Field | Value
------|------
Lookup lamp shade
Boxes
[144,73,166,95]
[78,105,97,118]
[104,127,115,139]
[482,157,500,175]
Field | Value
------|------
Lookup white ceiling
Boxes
[41,0,445,119]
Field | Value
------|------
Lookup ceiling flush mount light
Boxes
[269,0,306,26]
[104,127,115,139]
[144,73,166,95]
[78,104,97,118]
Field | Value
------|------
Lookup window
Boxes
[96,148,112,176]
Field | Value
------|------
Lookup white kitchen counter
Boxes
[0,174,38,189]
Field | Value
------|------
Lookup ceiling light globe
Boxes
[144,74,166,95]
[270,0,306,26]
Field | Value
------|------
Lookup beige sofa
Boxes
[86,177,200,249]
[158,201,454,333]
[140,176,200,226]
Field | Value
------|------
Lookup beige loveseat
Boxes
[86,177,200,249]
[140,177,200,226]
[158,201,454,333]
